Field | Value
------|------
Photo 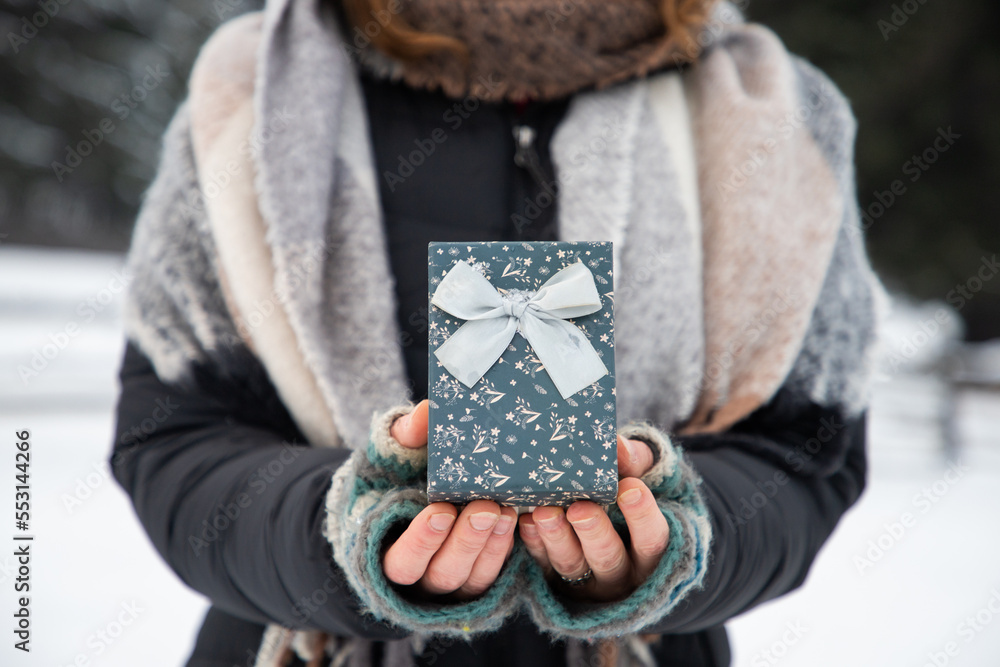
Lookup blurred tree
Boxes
[747,0,998,340]
[0,0,262,250]
[0,0,995,339]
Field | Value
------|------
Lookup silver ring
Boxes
[559,568,593,586]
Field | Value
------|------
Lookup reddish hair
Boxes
[339,0,717,64]
[340,0,468,63]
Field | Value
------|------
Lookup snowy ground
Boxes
[0,246,998,667]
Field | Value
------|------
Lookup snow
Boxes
[0,247,207,666]
[1,246,998,666]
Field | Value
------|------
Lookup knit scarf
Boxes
[348,0,713,102]
[130,0,876,455]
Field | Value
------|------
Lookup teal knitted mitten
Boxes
[323,403,525,637]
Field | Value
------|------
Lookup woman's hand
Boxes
[380,401,518,599]
[517,436,669,602]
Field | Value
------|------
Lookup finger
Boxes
[518,514,552,575]
[457,506,518,598]
[532,506,589,581]
[382,502,457,585]
[390,400,429,449]
[617,435,655,479]
[565,501,630,591]
[420,500,501,595]
[617,478,670,580]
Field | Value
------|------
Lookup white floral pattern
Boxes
[427,241,617,505]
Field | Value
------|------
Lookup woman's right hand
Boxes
[381,401,517,599]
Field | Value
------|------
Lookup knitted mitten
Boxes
[323,403,525,637]
[522,420,713,639]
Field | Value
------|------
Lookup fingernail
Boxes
[493,515,515,536]
[535,513,563,531]
[618,488,642,507]
[520,521,539,538]
[391,413,409,439]
[429,513,455,532]
[621,436,638,464]
[568,515,597,529]
[470,512,500,532]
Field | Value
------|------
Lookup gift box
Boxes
[426,241,617,506]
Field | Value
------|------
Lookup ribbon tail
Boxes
[433,318,518,389]
[521,317,609,399]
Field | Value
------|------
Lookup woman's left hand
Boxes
[517,435,668,602]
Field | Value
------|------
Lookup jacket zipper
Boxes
[512,124,550,190]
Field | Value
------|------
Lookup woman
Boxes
[111,0,884,665]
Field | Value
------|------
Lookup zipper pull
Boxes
[512,124,550,189]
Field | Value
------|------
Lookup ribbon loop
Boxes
[431,260,609,398]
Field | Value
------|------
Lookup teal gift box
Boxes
[427,241,617,506]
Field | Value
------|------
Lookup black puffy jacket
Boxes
[111,67,867,667]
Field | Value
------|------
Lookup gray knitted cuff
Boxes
[357,402,427,485]
[619,420,683,495]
